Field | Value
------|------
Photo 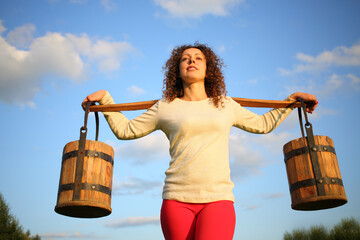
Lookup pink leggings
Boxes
[160,199,236,240]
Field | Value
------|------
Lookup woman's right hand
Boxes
[82,90,107,110]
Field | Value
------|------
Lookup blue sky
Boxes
[0,0,359,239]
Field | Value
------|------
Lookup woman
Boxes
[82,43,318,240]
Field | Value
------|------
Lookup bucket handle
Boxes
[297,98,312,140]
[297,98,326,196]
[81,101,99,141]
[72,101,100,201]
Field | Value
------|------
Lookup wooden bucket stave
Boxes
[283,135,347,210]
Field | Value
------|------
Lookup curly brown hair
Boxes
[162,43,227,107]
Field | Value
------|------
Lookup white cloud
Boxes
[280,41,360,101]
[279,41,360,75]
[5,23,36,49]
[154,0,244,18]
[0,20,134,106]
[295,52,315,63]
[240,192,284,211]
[260,192,284,199]
[285,72,360,100]
[0,20,6,34]
[127,85,146,95]
[218,44,226,53]
[48,0,116,11]
[229,130,294,181]
[41,233,68,238]
[69,0,87,3]
[112,176,163,195]
[253,132,293,153]
[30,32,85,80]
[320,74,343,95]
[247,78,258,85]
[66,33,134,72]
[245,204,260,210]
[100,0,117,11]
[230,147,265,176]
[114,133,169,164]
[105,216,160,228]
[40,232,104,239]
[229,133,268,180]
[347,73,360,91]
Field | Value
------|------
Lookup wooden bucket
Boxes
[284,136,347,210]
[283,100,347,210]
[55,102,114,218]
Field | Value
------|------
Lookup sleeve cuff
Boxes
[98,91,115,105]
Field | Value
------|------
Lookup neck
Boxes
[181,82,208,101]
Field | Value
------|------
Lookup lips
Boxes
[187,65,197,70]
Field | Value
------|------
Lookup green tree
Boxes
[0,192,41,240]
[284,228,309,240]
[284,217,360,240]
[330,218,360,240]
[284,225,329,240]
[308,225,330,240]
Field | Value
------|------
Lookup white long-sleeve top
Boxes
[99,91,293,203]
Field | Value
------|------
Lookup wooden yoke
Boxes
[89,98,302,112]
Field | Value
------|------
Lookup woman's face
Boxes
[179,48,207,84]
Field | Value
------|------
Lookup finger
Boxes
[313,101,318,111]
[307,100,318,114]
[82,97,90,110]
[81,101,87,110]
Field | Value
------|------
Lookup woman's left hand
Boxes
[289,92,318,114]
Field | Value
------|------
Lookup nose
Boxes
[188,57,195,64]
